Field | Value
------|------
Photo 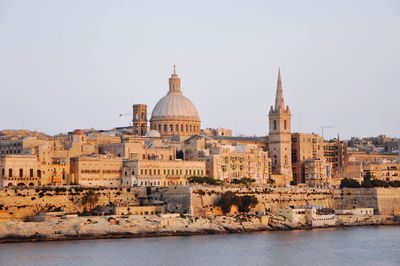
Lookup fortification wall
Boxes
[339,188,400,215]
[189,186,340,216]
[0,187,144,221]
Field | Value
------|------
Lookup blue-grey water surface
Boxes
[0,226,399,266]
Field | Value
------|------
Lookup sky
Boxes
[0,0,399,140]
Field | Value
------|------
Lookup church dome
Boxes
[150,66,200,122]
[151,94,200,121]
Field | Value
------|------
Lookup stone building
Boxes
[149,66,201,137]
[0,155,39,187]
[70,154,123,187]
[268,69,293,185]
[362,161,400,182]
[122,159,206,187]
[132,104,148,136]
[303,158,332,188]
[205,144,271,185]
[99,140,176,161]
[291,133,325,184]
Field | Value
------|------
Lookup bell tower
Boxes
[268,69,293,185]
[132,104,148,136]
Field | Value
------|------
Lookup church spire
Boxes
[274,68,285,111]
[169,64,181,93]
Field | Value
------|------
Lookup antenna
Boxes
[321,126,336,139]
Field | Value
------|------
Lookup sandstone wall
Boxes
[339,188,400,215]
[0,187,145,221]
[189,186,340,216]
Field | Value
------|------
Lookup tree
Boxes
[340,178,361,189]
[81,189,99,214]
[267,177,275,185]
[236,195,258,213]
[216,192,258,214]
[216,191,236,214]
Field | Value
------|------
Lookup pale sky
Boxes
[0,0,399,140]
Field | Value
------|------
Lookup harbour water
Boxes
[0,226,399,266]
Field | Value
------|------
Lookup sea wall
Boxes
[0,187,145,221]
[189,186,340,216]
[339,188,400,215]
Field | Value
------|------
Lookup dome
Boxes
[145,130,161,138]
[150,66,200,122]
[71,129,85,136]
[151,93,200,121]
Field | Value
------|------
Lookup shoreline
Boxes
[1,216,399,244]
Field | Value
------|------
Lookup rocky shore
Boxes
[0,214,399,243]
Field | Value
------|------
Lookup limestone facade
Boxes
[122,159,206,187]
[268,70,293,185]
[0,155,39,187]
[303,158,332,188]
[205,144,271,184]
[70,154,123,187]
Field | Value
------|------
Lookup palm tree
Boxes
[81,189,99,214]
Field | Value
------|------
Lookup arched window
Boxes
[284,120,287,130]
[158,124,161,131]
[274,120,277,130]
[190,125,192,132]
[141,112,145,119]
[164,124,167,132]
[180,124,184,131]
[176,124,179,132]
[169,124,173,132]
[186,125,188,132]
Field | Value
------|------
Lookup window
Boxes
[19,168,23,178]
[190,125,192,132]
[181,124,184,131]
[158,124,161,131]
[30,169,33,178]
[170,124,173,132]
[164,124,167,132]
[176,124,179,131]
[274,120,277,130]
[1,168,4,177]
[284,120,287,130]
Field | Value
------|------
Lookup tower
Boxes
[268,69,293,185]
[132,104,148,136]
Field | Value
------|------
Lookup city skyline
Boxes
[1,1,399,139]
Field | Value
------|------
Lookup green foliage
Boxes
[340,178,361,189]
[361,174,400,188]
[231,178,256,186]
[197,189,206,196]
[81,189,99,213]
[176,150,184,160]
[188,176,223,186]
[216,191,258,214]
[180,213,186,218]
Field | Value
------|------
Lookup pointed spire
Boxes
[274,68,285,111]
[169,65,181,93]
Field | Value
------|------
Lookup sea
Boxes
[0,226,399,266]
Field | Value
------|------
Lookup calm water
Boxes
[0,226,399,266]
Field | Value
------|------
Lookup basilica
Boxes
[132,66,201,138]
